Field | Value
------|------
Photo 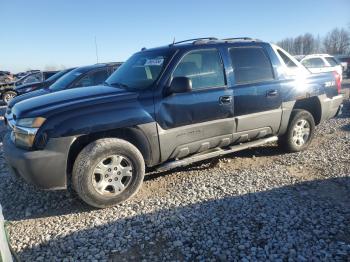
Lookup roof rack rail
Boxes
[222,37,261,42]
[169,37,218,46]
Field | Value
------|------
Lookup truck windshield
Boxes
[106,49,174,90]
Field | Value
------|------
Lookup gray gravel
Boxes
[0,95,349,261]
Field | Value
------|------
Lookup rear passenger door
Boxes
[229,46,282,134]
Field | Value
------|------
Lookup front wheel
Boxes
[2,91,17,104]
[278,109,315,152]
[72,138,145,208]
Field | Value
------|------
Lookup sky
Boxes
[1,0,349,73]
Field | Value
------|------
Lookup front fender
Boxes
[40,98,154,138]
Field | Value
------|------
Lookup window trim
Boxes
[228,46,276,86]
[169,48,227,92]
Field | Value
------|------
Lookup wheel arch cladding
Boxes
[66,125,157,181]
[293,97,322,125]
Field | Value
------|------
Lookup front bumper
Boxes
[3,133,75,190]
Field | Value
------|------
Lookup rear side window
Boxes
[229,47,274,85]
[325,57,338,66]
[173,49,225,90]
[301,58,325,68]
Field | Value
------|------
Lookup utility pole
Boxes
[94,36,99,63]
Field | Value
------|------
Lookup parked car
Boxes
[335,55,350,78]
[0,71,13,84]
[300,54,343,81]
[15,68,76,96]
[0,71,58,104]
[7,63,122,108]
[14,72,28,79]
[14,70,42,80]
[3,37,343,208]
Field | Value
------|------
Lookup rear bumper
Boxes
[3,133,75,190]
[320,94,344,122]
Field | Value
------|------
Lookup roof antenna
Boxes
[172,37,175,45]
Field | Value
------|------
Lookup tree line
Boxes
[276,27,350,56]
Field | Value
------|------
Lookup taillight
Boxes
[333,71,341,94]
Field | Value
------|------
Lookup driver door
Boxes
[156,48,235,162]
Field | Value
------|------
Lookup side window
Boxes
[301,58,325,68]
[325,57,338,66]
[229,47,274,85]
[172,49,225,90]
[277,49,297,68]
[74,69,109,87]
[23,73,41,84]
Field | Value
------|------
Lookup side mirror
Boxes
[168,77,192,95]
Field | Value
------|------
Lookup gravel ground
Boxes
[0,92,349,261]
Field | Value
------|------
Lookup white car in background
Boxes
[300,54,343,81]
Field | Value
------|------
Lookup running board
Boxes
[157,136,278,172]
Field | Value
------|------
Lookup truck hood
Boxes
[11,85,137,119]
[9,88,49,108]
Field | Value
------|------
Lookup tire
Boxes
[72,138,145,208]
[2,91,17,104]
[278,109,315,153]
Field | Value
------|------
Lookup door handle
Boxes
[219,95,232,104]
[267,90,278,97]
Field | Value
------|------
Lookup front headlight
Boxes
[17,117,46,128]
[11,117,46,149]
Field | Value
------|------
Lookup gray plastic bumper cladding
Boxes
[319,94,344,121]
[3,133,75,190]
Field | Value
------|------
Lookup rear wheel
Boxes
[278,109,315,152]
[2,91,16,104]
[72,138,145,208]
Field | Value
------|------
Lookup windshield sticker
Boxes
[144,58,164,66]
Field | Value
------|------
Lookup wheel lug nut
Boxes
[108,179,112,182]
[105,174,108,178]
[114,167,117,171]
[108,168,112,172]
[114,177,118,181]
[117,171,121,175]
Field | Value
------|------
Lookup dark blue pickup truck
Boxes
[4,37,343,208]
